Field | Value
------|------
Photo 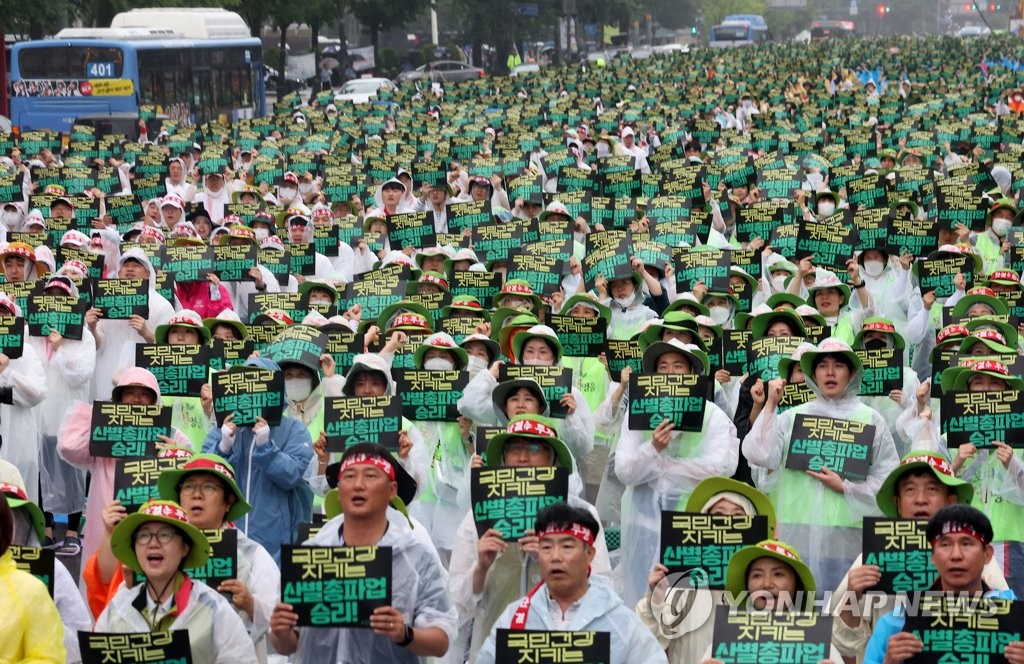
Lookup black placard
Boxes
[212,366,285,427]
[794,214,858,272]
[26,294,88,340]
[711,606,833,663]
[862,517,937,594]
[288,242,317,277]
[471,466,570,541]
[747,336,804,381]
[548,315,607,358]
[855,348,904,397]
[80,630,192,664]
[261,324,329,373]
[902,596,1023,663]
[0,316,25,359]
[602,338,643,383]
[89,402,172,458]
[112,456,183,513]
[136,344,210,397]
[916,255,976,298]
[941,389,1024,448]
[325,330,364,376]
[185,528,238,588]
[392,369,468,421]
[280,545,392,627]
[10,546,55,596]
[495,630,610,664]
[323,395,402,452]
[161,244,215,283]
[628,373,709,432]
[214,244,258,282]
[721,330,751,374]
[93,278,149,319]
[674,248,730,291]
[297,513,328,543]
[498,365,574,419]
[660,513,768,588]
[785,414,876,481]
[386,211,435,250]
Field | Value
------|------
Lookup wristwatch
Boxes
[397,624,415,647]
[852,281,865,289]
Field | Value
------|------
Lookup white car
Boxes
[652,43,690,54]
[957,25,991,38]
[334,77,397,104]
[510,63,541,77]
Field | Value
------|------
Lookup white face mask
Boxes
[309,298,332,306]
[423,357,454,371]
[817,202,836,217]
[298,183,315,195]
[992,219,1012,237]
[770,274,788,292]
[285,377,313,402]
[279,187,297,201]
[709,305,731,325]
[466,355,488,376]
[1,211,20,227]
[862,260,885,278]
[254,228,269,240]
[613,295,634,309]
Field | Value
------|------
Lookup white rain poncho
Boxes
[235,531,281,664]
[446,495,611,663]
[477,576,668,664]
[95,577,257,663]
[0,331,48,503]
[614,402,739,607]
[288,509,458,663]
[742,348,900,591]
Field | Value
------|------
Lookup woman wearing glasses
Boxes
[93,498,256,663]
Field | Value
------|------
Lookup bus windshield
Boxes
[18,45,125,79]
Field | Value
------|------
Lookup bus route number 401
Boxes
[87,62,116,78]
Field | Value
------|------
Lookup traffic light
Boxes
[691,24,697,34]
[877,4,890,13]
[989,3,996,9]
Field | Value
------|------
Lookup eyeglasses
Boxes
[179,481,223,496]
[504,441,550,455]
[135,529,180,545]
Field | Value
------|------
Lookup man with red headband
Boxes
[477,502,666,664]
[269,442,456,662]
[865,505,1023,663]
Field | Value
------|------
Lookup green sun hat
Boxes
[561,293,611,325]
[155,309,212,345]
[492,279,544,311]
[853,317,906,351]
[414,247,452,274]
[943,358,1024,393]
[157,454,252,523]
[495,311,540,355]
[724,539,815,607]
[377,300,433,331]
[951,287,1010,317]
[965,316,1019,349]
[460,332,501,363]
[485,414,573,470]
[981,269,1022,291]
[750,308,807,340]
[231,184,264,205]
[362,215,386,233]
[110,499,210,575]
[777,341,818,382]
[511,324,563,365]
[684,477,776,536]
[276,207,311,231]
[890,199,920,220]
[639,313,706,352]
[641,338,709,375]
[0,472,44,543]
[666,294,710,318]
[987,198,1019,223]
[492,378,550,419]
[806,272,851,310]
[413,332,468,370]
[203,310,249,341]
[765,292,806,310]
[298,279,340,304]
[417,271,450,293]
[958,329,1015,356]
[799,337,862,381]
[442,295,488,319]
[876,451,973,517]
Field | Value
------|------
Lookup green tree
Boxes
[349,0,430,66]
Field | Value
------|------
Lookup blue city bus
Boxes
[709,15,771,48]
[10,33,265,133]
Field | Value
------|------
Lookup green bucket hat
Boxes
[941,359,1024,394]
[665,295,710,318]
[442,295,488,319]
[987,198,1018,223]
[684,477,776,536]
[561,293,611,325]
[890,199,920,220]
[638,311,704,351]
[958,329,1015,356]
[799,337,862,381]
[414,247,452,274]
[377,300,433,331]
[853,317,906,351]
[492,377,549,419]
[876,451,973,517]
[0,473,45,543]
[485,414,573,470]
[965,316,1019,350]
[158,454,252,524]
[492,279,544,311]
[413,331,468,370]
[362,215,386,233]
[110,499,210,575]
[298,279,341,304]
[460,333,501,363]
[750,308,807,340]
[511,324,563,365]
[765,292,806,311]
[777,341,818,382]
[806,273,851,310]
[495,311,540,357]
[641,338,708,375]
[155,309,212,345]
[203,311,249,341]
[951,287,1009,317]
[724,539,816,608]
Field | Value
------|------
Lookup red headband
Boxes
[930,521,989,547]
[339,453,395,481]
[538,522,596,546]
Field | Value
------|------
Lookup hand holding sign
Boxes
[806,466,845,492]
[651,420,674,452]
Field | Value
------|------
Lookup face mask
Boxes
[863,337,891,351]
[1,211,20,227]
[466,355,488,374]
[298,183,314,195]
[992,219,1012,237]
[309,298,332,306]
[613,295,634,309]
[285,378,313,402]
[709,305,731,325]
[279,187,297,201]
[254,228,270,241]
[770,275,788,292]
[423,357,454,371]
[817,202,836,217]
[862,260,885,278]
